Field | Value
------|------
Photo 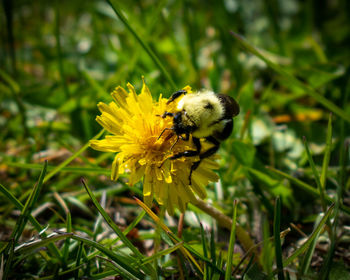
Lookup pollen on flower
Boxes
[89,79,219,214]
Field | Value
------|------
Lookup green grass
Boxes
[1,0,350,279]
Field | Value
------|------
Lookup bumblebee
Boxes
[160,89,240,184]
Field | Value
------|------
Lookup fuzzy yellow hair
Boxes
[176,90,225,138]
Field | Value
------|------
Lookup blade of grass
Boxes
[225,200,238,280]
[74,242,83,280]
[81,180,142,258]
[81,70,109,101]
[320,114,332,189]
[266,167,350,215]
[58,138,96,167]
[2,240,14,280]
[176,247,186,280]
[89,270,119,279]
[74,184,130,202]
[233,228,291,276]
[134,196,204,275]
[55,0,69,98]
[192,198,257,257]
[15,232,74,254]
[274,197,284,280]
[339,81,350,191]
[81,179,156,277]
[57,208,146,268]
[230,31,350,123]
[38,264,85,280]
[94,209,146,252]
[196,217,209,279]
[300,214,323,275]
[338,140,348,204]
[43,129,105,183]
[53,192,72,268]
[0,254,4,279]
[241,254,256,279]
[92,191,105,242]
[152,205,165,280]
[308,37,327,63]
[282,203,334,267]
[211,257,223,280]
[0,69,20,93]
[140,242,184,265]
[303,136,327,213]
[5,161,110,176]
[106,0,177,91]
[318,116,338,280]
[167,229,226,277]
[131,201,225,277]
[210,226,216,279]
[12,161,48,244]
[0,183,61,258]
[122,210,146,236]
[319,228,336,280]
[2,161,48,279]
[16,232,144,279]
[97,256,142,280]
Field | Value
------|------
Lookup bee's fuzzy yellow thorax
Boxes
[176,90,224,138]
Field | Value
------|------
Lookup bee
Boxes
[159,89,240,184]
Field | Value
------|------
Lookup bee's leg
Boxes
[166,90,187,104]
[169,137,199,158]
[169,149,199,160]
[180,137,201,185]
[188,137,220,183]
[188,138,204,184]
[169,133,188,150]
[171,137,201,155]
[169,137,201,185]
[158,127,173,140]
[200,136,220,160]
[170,135,180,150]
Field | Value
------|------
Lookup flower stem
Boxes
[193,198,257,257]
[176,213,185,280]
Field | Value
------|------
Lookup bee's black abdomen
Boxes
[214,119,233,141]
[217,94,240,119]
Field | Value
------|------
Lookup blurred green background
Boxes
[1,0,350,278]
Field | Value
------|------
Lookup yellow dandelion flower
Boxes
[90,79,220,214]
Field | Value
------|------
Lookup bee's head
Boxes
[172,112,185,135]
[172,111,195,135]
